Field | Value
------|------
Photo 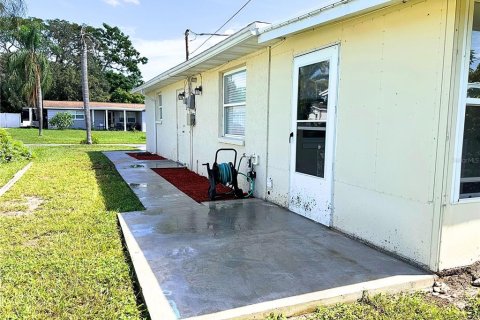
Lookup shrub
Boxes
[80,135,99,144]
[50,112,74,130]
[0,129,33,163]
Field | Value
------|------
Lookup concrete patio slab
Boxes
[105,151,435,320]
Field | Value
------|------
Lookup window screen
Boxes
[223,69,246,136]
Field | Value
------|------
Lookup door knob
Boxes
[289,132,294,143]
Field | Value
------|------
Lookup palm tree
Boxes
[8,21,51,136]
[81,25,92,144]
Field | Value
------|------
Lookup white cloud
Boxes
[103,0,120,6]
[102,0,140,7]
[134,34,231,81]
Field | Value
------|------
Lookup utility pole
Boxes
[185,29,190,61]
[81,25,92,144]
[184,29,229,61]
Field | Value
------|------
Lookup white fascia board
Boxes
[133,22,269,94]
[258,0,402,43]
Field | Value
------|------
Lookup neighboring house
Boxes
[22,100,146,131]
[134,0,480,272]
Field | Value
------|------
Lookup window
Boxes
[71,111,84,120]
[459,1,480,199]
[223,68,246,137]
[155,94,163,122]
[126,112,136,123]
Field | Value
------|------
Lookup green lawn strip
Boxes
[6,128,146,144]
[0,146,146,319]
[268,293,480,320]
[0,160,29,188]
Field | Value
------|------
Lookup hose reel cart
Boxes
[203,148,256,201]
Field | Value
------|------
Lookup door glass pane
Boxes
[296,123,326,177]
[295,61,329,177]
[297,61,329,121]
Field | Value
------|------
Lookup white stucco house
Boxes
[22,100,146,131]
[134,0,480,272]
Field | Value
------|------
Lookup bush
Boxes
[0,129,33,163]
[80,135,99,144]
[50,112,74,130]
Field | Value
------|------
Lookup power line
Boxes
[190,0,253,56]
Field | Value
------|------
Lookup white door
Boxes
[176,89,190,166]
[289,45,339,226]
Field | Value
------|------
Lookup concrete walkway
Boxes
[105,151,434,320]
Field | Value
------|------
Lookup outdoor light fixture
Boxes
[178,91,185,101]
[194,86,203,95]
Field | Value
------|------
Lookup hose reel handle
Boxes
[214,148,237,167]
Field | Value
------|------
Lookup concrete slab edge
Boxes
[183,274,436,320]
[0,162,32,197]
[117,213,178,320]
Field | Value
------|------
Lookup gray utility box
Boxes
[186,94,195,109]
[187,112,196,126]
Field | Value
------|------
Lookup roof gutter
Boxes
[258,0,404,43]
[133,22,269,94]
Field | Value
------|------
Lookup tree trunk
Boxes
[81,37,92,144]
[36,73,43,136]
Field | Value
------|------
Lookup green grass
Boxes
[6,128,146,144]
[0,160,29,188]
[267,293,480,320]
[0,146,147,319]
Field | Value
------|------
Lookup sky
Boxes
[25,0,328,81]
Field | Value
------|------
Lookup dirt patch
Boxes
[0,196,44,217]
[428,261,480,310]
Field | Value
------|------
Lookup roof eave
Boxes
[258,0,403,43]
[133,22,271,94]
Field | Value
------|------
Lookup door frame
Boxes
[288,44,340,226]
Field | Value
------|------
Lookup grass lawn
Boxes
[0,145,147,319]
[0,160,29,188]
[6,128,146,144]
[277,293,480,320]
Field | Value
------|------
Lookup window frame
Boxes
[71,110,85,121]
[453,0,480,202]
[155,93,163,124]
[222,67,246,139]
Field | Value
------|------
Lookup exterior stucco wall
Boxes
[145,50,270,198]
[265,0,454,270]
[145,98,156,153]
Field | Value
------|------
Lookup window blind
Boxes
[224,106,245,136]
[224,70,246,105]
[223,69,246,136]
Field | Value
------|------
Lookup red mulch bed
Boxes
[127,152,166,161]
[152,168,239,203]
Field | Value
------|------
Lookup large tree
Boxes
[8,21,51,135]
[1,17,147,113]
[0,0,26,112]
[42,20,147,103]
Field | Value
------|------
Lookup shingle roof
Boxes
[43,100,145,111]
